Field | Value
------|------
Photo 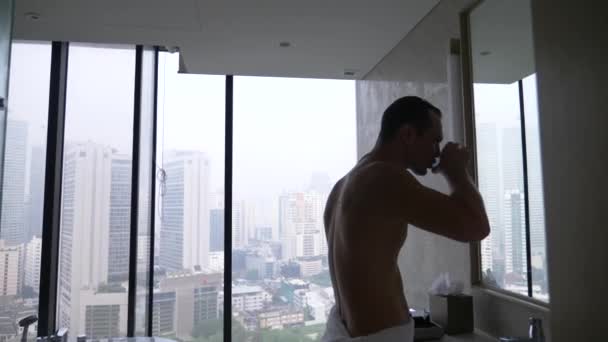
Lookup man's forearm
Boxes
[447,170,487,221]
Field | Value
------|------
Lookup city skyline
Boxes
[1,40,550,342]
[0,127,337,339]
[474,75,548,300]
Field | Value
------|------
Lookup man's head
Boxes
[377,96,443,176]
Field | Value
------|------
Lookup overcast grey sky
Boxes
[157,52,357,200]
[8,41,539,204]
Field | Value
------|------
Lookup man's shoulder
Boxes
[352,161,418,185]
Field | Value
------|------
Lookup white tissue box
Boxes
[429,294,474,334]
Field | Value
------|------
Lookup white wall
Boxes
[531,1,608,341]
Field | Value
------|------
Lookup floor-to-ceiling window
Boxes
[0,40,51,341]
[56,43,136,337]
[231,76,356,340]
[153,51,225,341]
[1,42,359,341]
[469,0,548,302]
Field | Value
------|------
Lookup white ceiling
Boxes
[469,0,535,84]
[13,0,440,79]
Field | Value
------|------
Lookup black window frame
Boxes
[460,4,549,305]
[32,42,236,341]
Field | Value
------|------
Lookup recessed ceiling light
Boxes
[480,51,491,56]
[279,42,291,48]
[343,69,358,77]
[24,12,41,20]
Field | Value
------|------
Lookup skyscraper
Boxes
[504,190,526,275]
[27,146,46,241]
[501,126,525,277]
[159,151,210,272]
[0,120,28,246]
[232,200,249,249]
[525,122,547,261]
[58,142,116,334]
[210,209,224,252]
[255,226,273,241]
[108,155,132,281]
[501,126,524,194]
[137,235,151,270]
[0,240,22,297]
[476,122,503,275]
[279,191,326,261]
[24,237,42,292]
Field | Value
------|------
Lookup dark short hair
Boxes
[378,96,441,144]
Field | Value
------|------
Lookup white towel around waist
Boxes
[321,306,415,342]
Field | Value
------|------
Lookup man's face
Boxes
[407,112,443,176]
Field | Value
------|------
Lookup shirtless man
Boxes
[322,96,490,341]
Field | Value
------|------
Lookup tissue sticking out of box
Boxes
[429,273,464,296]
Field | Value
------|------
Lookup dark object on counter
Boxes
[529,317,545,342]
[429,294,474,334]
[411,308,444,341]
[19,315,38,342]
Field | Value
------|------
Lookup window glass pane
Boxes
[232,76,356,339]
[473,82,528,297]
[0,40,51,340]
[57,43,135,338]
[469,0,540,299]
[522,74,548,302]
[154,51,225,341]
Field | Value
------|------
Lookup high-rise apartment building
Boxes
[504,191,526,275]
[108,155,132,281]
[137,235,151,270]
[232,200,249,249]
[255,226,273,241]
[0,240,22,297]
[476,122,500,274]
[501,126,525,277]
[210,209,224,252]
[57,142,121,335]
[158,270,221,340]
[27,146,46,241]
[159,151,210,272]
[79,289,128,339]
[151,291,176,336]
[0,120,28,246]
[24,237,42,292]
[279,191,326,261]
[525,122,547,262]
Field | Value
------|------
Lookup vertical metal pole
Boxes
[223,75,233,342]
[38,41,69,336]
[518,80,534,298]
[146,46,159,337]
[127,45,143,337]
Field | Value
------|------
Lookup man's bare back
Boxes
[324,160,412,337]
[323,97,490,339]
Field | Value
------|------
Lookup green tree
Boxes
[307,271,332,287]
[257,328,315,342]
[192,319,223,339]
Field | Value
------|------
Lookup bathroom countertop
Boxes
[436,330,497,341]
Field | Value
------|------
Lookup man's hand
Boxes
[437,142,470,182]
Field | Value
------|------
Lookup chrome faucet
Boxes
[499,317,545,342]
[528,318,545,342]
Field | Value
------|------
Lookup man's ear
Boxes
[398,125,417,145]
